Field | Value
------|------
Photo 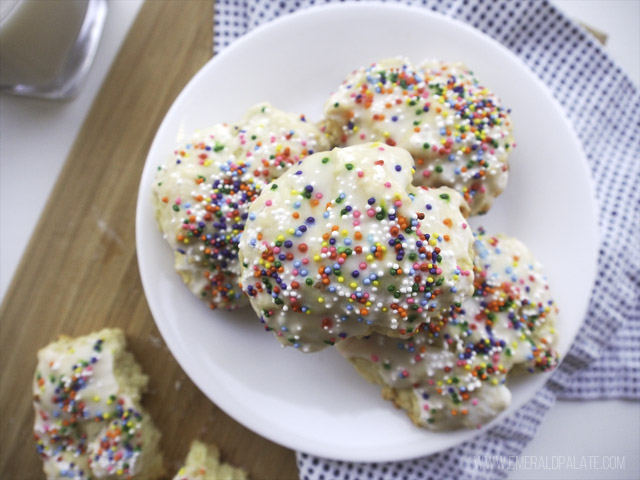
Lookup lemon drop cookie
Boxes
[336,230,559,430]
[33,328,164,479]
[323,58,515,215]
[443,229,559,374]
[238,143,475,352]
[153,102,330,310]
[337,332,512,431]
[173,441,248,480]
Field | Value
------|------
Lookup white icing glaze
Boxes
[152,102,330,310]
[443,231,559,373]
[323,58,515,215]
[238,143,475,352]
[33,330,150,479]
[337,329,511,430]
[336,231,558,430]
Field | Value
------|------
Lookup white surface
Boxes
[0,0,637,476]
[509,400,640,480]
[137,3,597,462]
[0,0,144,300]
[555,0,640,86]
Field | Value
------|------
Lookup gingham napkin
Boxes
[213,1,640,478]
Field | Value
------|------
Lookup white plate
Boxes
[136,3,598,462]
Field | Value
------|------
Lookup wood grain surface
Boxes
[0,1,298,478]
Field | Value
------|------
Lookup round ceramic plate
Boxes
[136,3,598,462]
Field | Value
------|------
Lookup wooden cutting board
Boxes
[0,1,298,478]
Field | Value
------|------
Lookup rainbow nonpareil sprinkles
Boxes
[323,58,515,215]
[32,330,162,478]
[153,102,330,310]
[238,143,476,352]
[336,229,559,430]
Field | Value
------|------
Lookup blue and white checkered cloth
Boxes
[213,1,640,478]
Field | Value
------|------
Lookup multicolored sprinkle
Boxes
[445,229,559,373]
[323,58,515,215]
[33,329,161,479]
[153,102,330,310]
[336,230,559,430]
[238,143,475,352]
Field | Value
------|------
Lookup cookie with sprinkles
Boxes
[337,332,512,431]
[33,328,164,479]
[335,230,559,431]
[238,143,475,353]
[172,441,248,480]
[443,230,559,374]
[153,102,330,310]
[323,58,515,215]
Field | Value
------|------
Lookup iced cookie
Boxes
[323,58,515,215]
[337,332,512,431]
[443,230,559,374]
[336,230,558,430]
[33,329,164,479]
[238,143,475,352]
[153,102,330,310]
[173,441,248,480]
